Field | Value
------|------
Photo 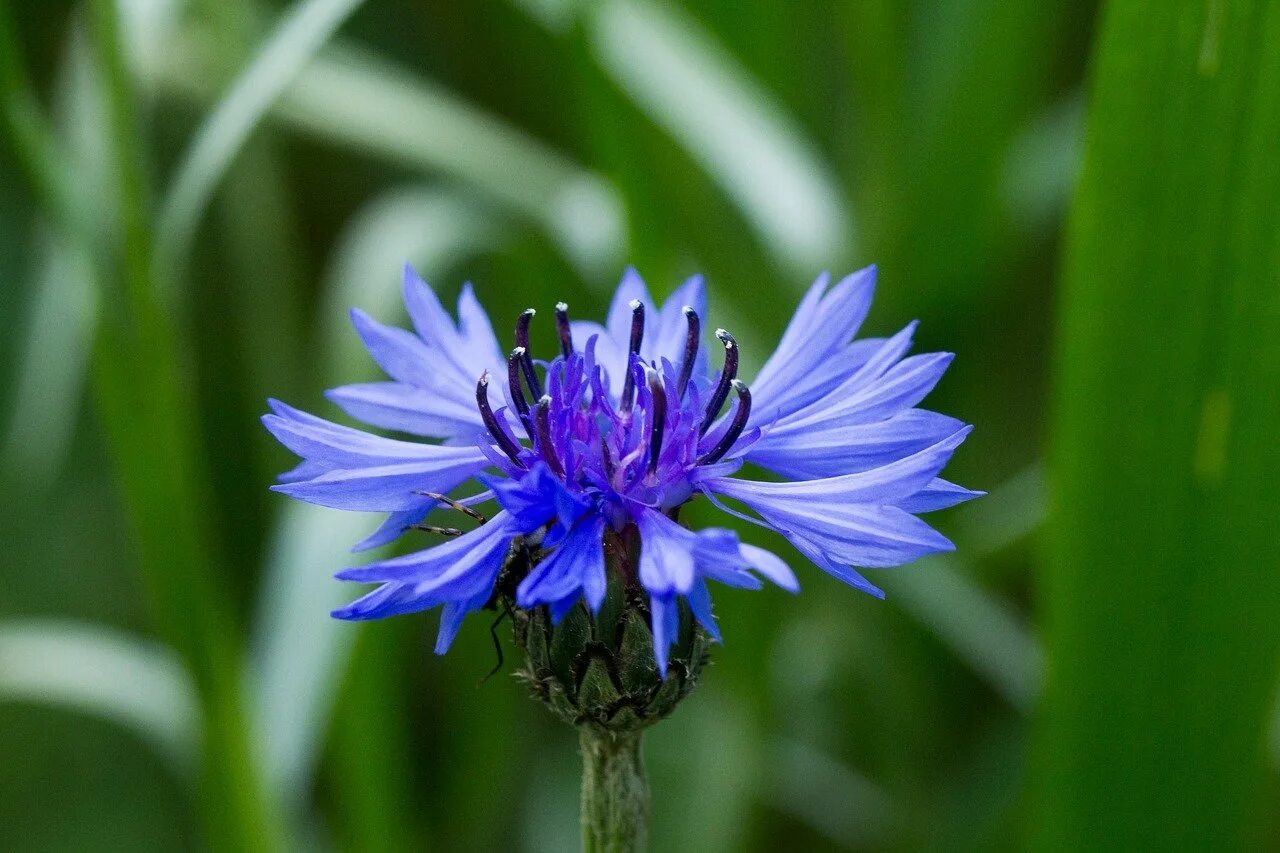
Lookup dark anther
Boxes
[676,305,700,400]
[533,395,566,477]
[647,369,667,474]
[513,310,542,398]
[697,380,752,465]
[554,302,574,358]
[476,372,525,465]
[699,329,739,435]
[515,308,535,350]
[413,490,488,524]
[620,299,646,412]
[508,347,532,430]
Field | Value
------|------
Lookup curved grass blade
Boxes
[153,0,369,285]
[880,555,1043,713]
[764,737,900,848]
[142,32,624,277]
[0,230,98,480]
[585,0,850,273]
[0,620,198,772]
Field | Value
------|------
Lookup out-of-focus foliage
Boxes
[1035,2,1280,848]
[0,0,1275,850]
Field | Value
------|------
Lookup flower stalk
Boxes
[579,728,649,853]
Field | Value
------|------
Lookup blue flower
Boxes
[264,265,980,671]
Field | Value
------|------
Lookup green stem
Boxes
[580,728,650,853]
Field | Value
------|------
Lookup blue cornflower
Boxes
[264,265,979,672]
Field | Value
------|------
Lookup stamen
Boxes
[676,305,700,400]
[697,380,752,465]
[475,372,524,465]
[515,308,535,350]
[619,299,646,412]
[410,524,464,537]
[507,347,532,429]
[699,329,739,436]
[647,369,667,474]
[554,302,574,358]
[412,491,488,524]
[533,396,566,477]
[513,309,542,398]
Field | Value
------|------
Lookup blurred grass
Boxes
[1034,1,1280,848]
[3,0,1277,850]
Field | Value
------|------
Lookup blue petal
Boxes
[516,514,607,610]
[705,430,969,569]
[401,265,473,376]
[456,283,505,370]
[434,588,491,654]
[333,513,515,626]
[635,509,697,594]
[326,382,482,439]
[894,478,985,513]
[738,543,800,592]
[788,531,886,598]
[350,502,435,552]
[649,591,679,676]
[482,462,589,532]
[263,399,465,473]
[776,352,955,431]
[271,447,489,511]
[337,511,514,585]
[349,308,437,388]
[746,409,966,480]
[687,579,721,641]
[715,427,971,508]
[747,267,876,424]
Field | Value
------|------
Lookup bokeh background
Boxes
[2,0,1278,850]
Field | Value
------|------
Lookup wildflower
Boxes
[264,265,979,676]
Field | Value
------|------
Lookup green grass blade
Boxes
[153,0,369,284]
[85,1,285,846]
[250,187,501,811]
[881,556,1043,713]
[0,229,97,480]
[763,737,900,848]
[1001,94,1083,232]
[140,32,624,276]
[584,0,850,273]
[0,620,198,771]
[1035,2,1280,847]
[2,23,114,480]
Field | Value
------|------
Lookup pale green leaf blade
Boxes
[586,0,851,273]
[0,620,198,770]
[153,0,369,279]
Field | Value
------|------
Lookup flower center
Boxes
[474,303,754,506]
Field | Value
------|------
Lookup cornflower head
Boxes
[264,265,979,727]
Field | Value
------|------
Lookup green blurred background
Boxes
[2,0,1278,849]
